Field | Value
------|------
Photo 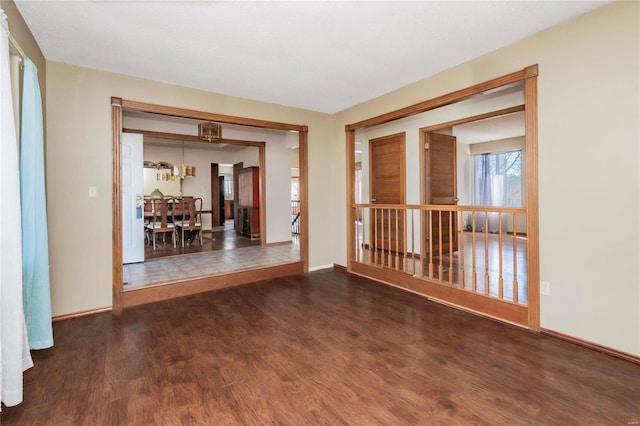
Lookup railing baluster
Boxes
[395,208,400,271]
[360,206,364,263]
[381,208,385,266]
[387,208,393,268]
[363,207,366,262]
[513,213,519,304]
[404,209,409,273]
[368,208,373,265]
[448,210,454,285]
[404,209,408,273]
[484,211,490,295]
[498,212,504,300]
[438,210,443,282]
[472,211,477,292]
[411,209,415,275]
[374,208,378,265]
[364,208,370,264]
[459,210,465,289]
[354,206,359,263]
[428,210,434,279]
[385,208,389,267]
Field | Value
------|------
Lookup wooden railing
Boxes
[353,204,528,306]
[291,200,300,235]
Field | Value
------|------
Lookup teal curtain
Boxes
[20,58,53,350]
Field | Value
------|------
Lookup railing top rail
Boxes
[354,203,526,214]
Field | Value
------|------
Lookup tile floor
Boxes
[123,241,300,289]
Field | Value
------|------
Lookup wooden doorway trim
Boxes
[298,128,309,271]
[346,67,536,131]
[112,99,308,314]
[345,65,539,330]
[111,98,124,314]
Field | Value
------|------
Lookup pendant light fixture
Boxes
[174,140,196,179]
[199,121,222,142]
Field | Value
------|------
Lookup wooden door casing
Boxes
[347,66,539,331]
[369,133,406,255]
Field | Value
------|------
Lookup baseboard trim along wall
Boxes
[541,328,640,365]
[53,306,112,322]
[308,264,334,272]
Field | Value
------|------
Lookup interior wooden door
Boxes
[370,133,405,257]
[233,162,243,205]
[427,132,458,254]
[218,176,225,226]
[210,163,220,228]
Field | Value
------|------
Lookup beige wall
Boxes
[335,1,639,356]
[45,62,336,316]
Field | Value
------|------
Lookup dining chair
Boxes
[174,196,203,246]
[145,198,176,250]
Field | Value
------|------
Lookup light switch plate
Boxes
[89,186,97,198]
[540,281,550,296]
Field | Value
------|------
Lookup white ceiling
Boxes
[15,1,610,114]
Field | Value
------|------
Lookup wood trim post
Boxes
[299,128,309,271]
[111,97,123,315]
[419,129,427,262]
[258,142,267,246]
[525,67,540,331]
[346,129,356,269]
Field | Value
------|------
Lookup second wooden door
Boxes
[370,133,405,256]
[427,132,458,254]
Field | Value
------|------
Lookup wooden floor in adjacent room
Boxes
[2,269,638,424]
[144,220,261,261]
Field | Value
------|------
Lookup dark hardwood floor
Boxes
[3,269,638,424]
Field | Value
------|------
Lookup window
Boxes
[472,150,522,207]
[291,177,299,201]
[222,173,233,200]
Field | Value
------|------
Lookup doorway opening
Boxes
[347,65,539,329]
[112,99,309,314]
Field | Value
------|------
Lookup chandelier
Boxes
[199,121,222,142]
[173,140,196,179]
